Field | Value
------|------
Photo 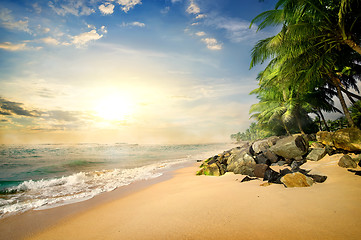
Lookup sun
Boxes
[94,94,134,121]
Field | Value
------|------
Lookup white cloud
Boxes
[122,21,145,27]
[186,0,200,14]
[191,22,199,26]
[161,6,170,14]
[196,14,206,19]
[71,30,103,46]
[0,8,30,33]
[48,0,95,16]
[201,38,222,50]
[117,0,142,13]
[87,24,96,30]
[195,31,206,37]
[41,37,60,45]
[0,42,27,51]
[100,26,107,34]
[32,3,42,14]
[171,0,182,3]
[205,16,259,43]
[99,3,115,15]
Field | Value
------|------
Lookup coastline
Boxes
[2,154,361,240]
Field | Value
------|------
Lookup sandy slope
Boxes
[27,154,361,240]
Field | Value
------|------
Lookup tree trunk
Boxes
[332,78,355,127]
[282,120,291,135]
[318,108,330,132]
[344,39,361,55]
[339,86,361,101]
[294,113,305,134]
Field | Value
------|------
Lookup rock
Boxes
[267,136,280,146]
[310,142,325,149]
[260,182,273,187]
[240,176,258,182]
[270,135,308,159]
[263,149,279,163]
[306,148,327,161]
[280,172,314,188]
[252,139,269,154]
[316,131,334,146]
[264,168,281,183]
[255,153,269,165]
[253,164,269,178]
[277,160,286,166]
[333,128,361,151]
[202,163,222,176]
[291,160,306,170]
[308,174,327,183]
[227,151,256,176]
[338,155,357,168]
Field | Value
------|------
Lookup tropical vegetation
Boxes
[233,0,361,141]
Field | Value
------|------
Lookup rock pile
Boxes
[197,128,361,187]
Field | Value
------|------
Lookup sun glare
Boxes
[95,94,134,121]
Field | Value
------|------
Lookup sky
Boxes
[0,0,279,144]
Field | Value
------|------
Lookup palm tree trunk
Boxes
[332,78,355,127]
[339,86,361,101]
[318,108,330,132]
[294,113,305,134]
[282,120,291,135]
[344,39,361,56]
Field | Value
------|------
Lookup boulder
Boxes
[227,151,256,176]
[267,136,280,146]
[255,153,269,165]
[263,149,279,163]
[240,176,258,182]
[264,168,281,183]
[333,128,361,152]
[308,174,327,183]
[270,135,308,159]
[338,155,357,168]
[280,172,314,188]
[252,139,269,154]
[306,148,327,161]
[197,163,221,176]
[310,142,325,149]
[253,164,269,178]
[316,131,334,146]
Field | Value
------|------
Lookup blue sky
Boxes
[0,0,278,144]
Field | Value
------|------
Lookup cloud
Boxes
[195,31,206,36]
[100,26,107,34]
[186,0,200,14]
[71,29,103,46]
[195,14,206,19]
[161,6,170,14]
[171,0,182,3]
[117,0,142,13]
[0,42,27,51]
[99,3,115,15]
[44,110,79,122]
[205,16,259,43]
[122,21,145,27]
[0,97,40,117]
[201,38,222,50]
[32,3,42,14]
[0,8,30,33]
[48,0,95,16]
[41,37,60,45]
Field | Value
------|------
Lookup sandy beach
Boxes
[2,154,361,240]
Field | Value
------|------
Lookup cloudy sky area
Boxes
[0,0,278,144]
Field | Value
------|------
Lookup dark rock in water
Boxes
[333,128,361,151]
[264,168,281,184]
[338,155,357,168]
[240,176,258,182]
[270,135,308,159]
[308,174,327,183]
[306,148,327,161]
[253,164,269,178]
[280,172,314,188]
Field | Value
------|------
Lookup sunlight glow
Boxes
[94,94,134,121]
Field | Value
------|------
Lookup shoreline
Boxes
[2,154,361,239]
[0,161,194,240]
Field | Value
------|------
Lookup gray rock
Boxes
[270,135,308,159]
[255,153,269,165]
[227,151,256,176]
[338,155,357,168]
[252,140,269,154]
[280,172,314,188]
[263,149,279,163]
[306,148,327,161]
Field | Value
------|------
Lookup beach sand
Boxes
[3,154,361,240]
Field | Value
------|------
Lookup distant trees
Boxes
[246,0,361,136]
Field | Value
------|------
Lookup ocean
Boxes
[0,142,234,218]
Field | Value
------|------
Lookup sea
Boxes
[0,142,235,218]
